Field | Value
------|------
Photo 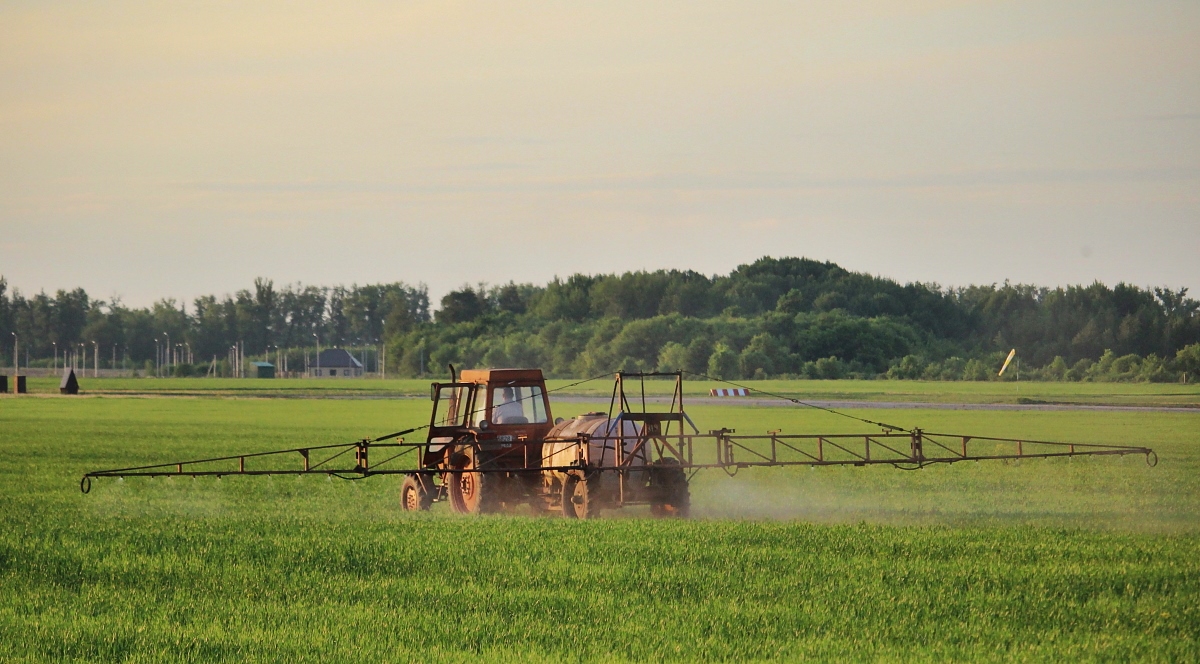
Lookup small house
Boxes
[251,361,275,379]
[311,349,364,378]
[60,369,79,395]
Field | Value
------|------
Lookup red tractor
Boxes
[406,368,690,517]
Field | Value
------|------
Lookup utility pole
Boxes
[53,342,57,374]
[93,341,98,377]
[11,332,16,378]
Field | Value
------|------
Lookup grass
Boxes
[6,519,1197,661]
[13,374,1200,407]
[1,393,1198,660]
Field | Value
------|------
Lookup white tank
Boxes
[542,412,649,478]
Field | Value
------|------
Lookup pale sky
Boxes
[1,1,1197,307]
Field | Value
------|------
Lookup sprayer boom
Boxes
[80,371,1159,518]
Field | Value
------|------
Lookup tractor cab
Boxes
[424,368,554,468]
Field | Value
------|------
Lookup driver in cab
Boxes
[491,387,525,424]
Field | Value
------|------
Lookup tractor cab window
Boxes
[491,385,547,425]
[434,383,488,428]
[468,385,488,428]
[432,385,466,428]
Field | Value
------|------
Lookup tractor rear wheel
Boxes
[649,459,690,518]
[561,474,595,519]
[400,474,431,512]
[447,445,498,514]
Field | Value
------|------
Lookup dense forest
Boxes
[2,257,1199,381]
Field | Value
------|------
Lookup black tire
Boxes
[447,445,498,515]
[561,474,595,519]
[400,474,432,512]
[649,459,690,518]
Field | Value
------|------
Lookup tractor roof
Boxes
[459,368,545,384]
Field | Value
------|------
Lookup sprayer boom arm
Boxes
[80,428,1156,494]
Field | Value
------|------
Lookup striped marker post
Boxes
[710,388,750,397]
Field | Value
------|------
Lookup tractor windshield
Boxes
[432,384,471,428]
[467,385,488,428]
[491,385,547,425]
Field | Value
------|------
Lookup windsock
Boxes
[998,348,1017,376]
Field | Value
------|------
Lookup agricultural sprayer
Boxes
[81,369,1158,517]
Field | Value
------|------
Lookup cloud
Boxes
[739,218,782,230]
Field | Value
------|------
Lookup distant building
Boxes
[250,361,275,379]
[311,348,364,378]
[60,369,79,394]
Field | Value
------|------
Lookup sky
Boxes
[1,0,1197,308]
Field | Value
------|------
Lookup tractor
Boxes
[407,368,690,517]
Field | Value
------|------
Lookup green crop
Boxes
[1,394,1197,661]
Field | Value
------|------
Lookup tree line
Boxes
[2,257,1198,381]
[0,278,429,370]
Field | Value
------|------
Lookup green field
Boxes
[1,392,1198,660]
[14,374,1200,407]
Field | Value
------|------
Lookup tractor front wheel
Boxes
[400,474,432,512]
